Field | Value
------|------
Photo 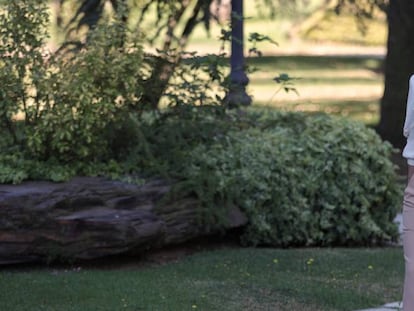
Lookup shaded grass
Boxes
[0,247,403,311]
[247,55,383,72]
[252,75,380,86]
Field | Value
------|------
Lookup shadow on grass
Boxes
[247,55,384,72]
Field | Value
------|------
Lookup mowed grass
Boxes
[185,9,387,52]
[245,55,384,125]
[179,54,384,125]
[182,5,386,127]
[0,247,403,311]
[180,48,384,125]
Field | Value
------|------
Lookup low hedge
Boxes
[0,108,402,247]
[178,110,402,246]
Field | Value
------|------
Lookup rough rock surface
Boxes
[0,177,247,265]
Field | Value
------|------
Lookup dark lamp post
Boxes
[225,0,252,108]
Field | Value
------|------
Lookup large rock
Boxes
[0,177,247,265]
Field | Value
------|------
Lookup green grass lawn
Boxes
[245,55,384,126]
[0,247,403,311]
[182,4,386,127]
[179,54,384,125]
[185,10,387,52]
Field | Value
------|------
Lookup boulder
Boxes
[0,177,247,265]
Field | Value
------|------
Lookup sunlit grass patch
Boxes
[250,83,382,101]
[251,99,380,126]
[241,54,384,126]
[304,13,387,46]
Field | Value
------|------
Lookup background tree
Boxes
[56,0,220,109]
[250,0,410,150]
[55,0,412,149]
[316,0,414,149]
[377,0,414,149]
[54,0,309,110]
[265,0,412,149]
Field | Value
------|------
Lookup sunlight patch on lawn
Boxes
[249,84,383,102]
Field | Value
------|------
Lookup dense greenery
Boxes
[0,1,228,183]
[133,109,401,246]
[0,2,145,182]
[178,110,402,246]
[0,1,401,247]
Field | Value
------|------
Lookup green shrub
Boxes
[26,18,146,163]
[0,1,232,183]
[178,110,402,246]
[0,1,146,182]
[123,106,233,177]
[0,1,50,140]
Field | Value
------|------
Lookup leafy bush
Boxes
[0,1,50,140]
[1,1,145,162]
[176,110,402,246]
[0,1,146,182]
[26,22,145,163]
[0,1,232,183]
[81,107,401,246]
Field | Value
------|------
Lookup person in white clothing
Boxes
[402,74,414,311]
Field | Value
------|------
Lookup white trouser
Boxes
[403,165,414,311]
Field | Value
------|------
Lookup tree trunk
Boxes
[288,0,338,40]
[142,0,208,109]
[142,57,178,110]
[0,177,247,265]
[377,0,414,149]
